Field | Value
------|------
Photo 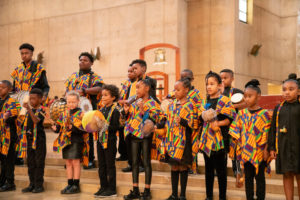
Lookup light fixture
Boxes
[154,48,167,65]
[249,44,262,56]
[90,47,101,61]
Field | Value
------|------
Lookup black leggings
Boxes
[131,135,152,185]
[203,150,227,199]
[244,161,266,200]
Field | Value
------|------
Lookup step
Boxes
[13,175,292,200]
[14,165,297,196]
[25,157,282,180]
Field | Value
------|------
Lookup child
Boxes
[199,71,236,200]
[94,84,120,197]
[123,79,162,200]
[229,79,271,200]
[158,78,195,200]
[131,59,160,103]
[20,88,47,193]
[268,75,300,200]
[220,69,246,177]
[0,80,21,192]
[119,64,137,172]
[52,91,88,194]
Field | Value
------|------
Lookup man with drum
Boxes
[11,43,50,165]
[64,52,104,169]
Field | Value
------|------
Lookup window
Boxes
[239,0,248,23]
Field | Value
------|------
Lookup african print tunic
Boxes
[229,108,271,174]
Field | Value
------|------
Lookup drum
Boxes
[79,97,93,113]
[142,119,155,138]
[11,91,29,115]
[161,99,173,112]
[50,98,67,122]
[231,93,244,104]
[82,110,108,133]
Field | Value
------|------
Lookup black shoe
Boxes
[188,168,194,175]
[94,187,106,197]
[205,197,213,200]
[122,165,132,173]
[139,166,145,173]
[32,187,44,193]
[0,183,16,192]
[65,185,80,194]
[140,190,151,200]
[166,195,179,200]
[83,162,95,169]
[61,185,73,194]
[116,156,128,161]
[179,196,186,200]
[124,190,140,200]
[22,185,34,193]
[99,189,117,197]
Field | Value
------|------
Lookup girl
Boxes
[123,79,162,200]
[199,71,236,200]
[52,91,88,194]
[94,84,120,197]
[158,78,196,200]
[229,79,271,200]
[268,75,300,200]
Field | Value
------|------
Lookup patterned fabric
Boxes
[99,103,117,149]
[161,100,194,161]
[199,95,236,156]
[120,80,131,100]
[65,71,104,98]
[228,87,234,99]
[124,98,162,139]
[0,97,21,156]
[229,109,271,174]
[53,109,89,166]
[11,62,45,92]
[275,101,285,154]
[16,107,44,158]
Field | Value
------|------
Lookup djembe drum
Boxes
[11,91,29,115]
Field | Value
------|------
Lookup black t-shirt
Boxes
[100,104,120,140]
[26,108,46,142]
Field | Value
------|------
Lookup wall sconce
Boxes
[90,47,101,61]
[154,48,167,65]
[37,51,44,64]
[249,44,262,56]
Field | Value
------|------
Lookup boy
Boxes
[119,64,137,173]
[21,88,47,193]
[94,85,120,197]
[0,80,21,192]
[220,69,246,177]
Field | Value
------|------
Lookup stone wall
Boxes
[187,0,299,94]
[0,0,187,97]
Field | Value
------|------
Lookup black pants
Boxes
[118,127,128,159]
[131,135,152,185]
[27,139,46,188]
[203,150,227,199]
[97,139,117,191]
[244,162,266,200]
[125,134,132,166]
[88,133,95,163]
[0,140,17,185]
